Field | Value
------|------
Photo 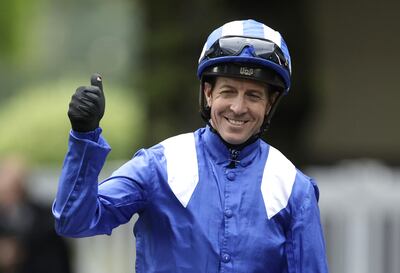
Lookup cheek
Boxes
[210,104,219,119]
[210,99,229,114]
[255,103,269,119]
[210,101,226,123]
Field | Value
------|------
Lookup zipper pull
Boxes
[228,148,240,168]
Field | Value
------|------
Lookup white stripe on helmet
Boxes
[221,20,244,37]
[263,25,282,48]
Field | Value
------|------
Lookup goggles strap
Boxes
[203,36,289,72]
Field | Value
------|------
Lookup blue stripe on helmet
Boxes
[280,38,292,74]
[206,26,223,51]
[243,19,265,38]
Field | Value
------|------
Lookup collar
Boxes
[201,126,261,167]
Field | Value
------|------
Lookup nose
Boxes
[230,95,247,115]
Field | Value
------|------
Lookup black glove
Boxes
[68,73,105,132]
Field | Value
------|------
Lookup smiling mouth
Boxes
[226,118,247,126]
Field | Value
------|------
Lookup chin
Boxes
[221,134,248,145]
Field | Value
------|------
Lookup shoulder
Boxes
[291,170,320,206]
[158,132,198,171]
[263,143,317,195]
[117,130,201,173]
[264,145,296,179]
[159,128,205,147]
[261,144,297,219]
[158,131,200,207]
[160,132,197,149]
[261,144,319,218]
[156,128,206,158]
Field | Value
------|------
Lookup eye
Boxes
[247,92,263,100]
[220,89,234,94]
[249,93,260,98]
[219,89,235,96]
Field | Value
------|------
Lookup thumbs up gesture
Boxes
[68,73,106,132]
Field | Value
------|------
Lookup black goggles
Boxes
[203,36,289,71]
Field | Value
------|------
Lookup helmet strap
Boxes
[259,91,285,134]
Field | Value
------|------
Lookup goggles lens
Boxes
[203,36,289,71]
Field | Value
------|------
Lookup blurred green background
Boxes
[1,0,399,167]
[0,0,145,166]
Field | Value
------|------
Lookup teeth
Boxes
[227,118,245,125]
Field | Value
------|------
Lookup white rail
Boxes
[309,160,400,273]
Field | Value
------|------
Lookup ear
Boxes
[204,82,213,107]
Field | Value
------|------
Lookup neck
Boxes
[208,125,259,151]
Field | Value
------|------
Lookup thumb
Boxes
[90,73,103,93]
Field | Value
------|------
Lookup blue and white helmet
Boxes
[198,19,292,93]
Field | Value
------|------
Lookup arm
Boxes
[286,178,329,273]
[52,129,149,237]
[52,74,148,237]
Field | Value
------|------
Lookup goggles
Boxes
[202,36,290,72]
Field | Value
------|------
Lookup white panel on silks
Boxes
[161,133,199,208]
[261,146,297,219]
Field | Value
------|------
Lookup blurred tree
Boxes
[137,0,315,166]
[0,0,38,100]
[0,1,16,57]
[0,79,144,165]
[0,0,144,166]
[0,0,139,108]
[0,0,35,58]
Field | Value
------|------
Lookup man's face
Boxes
[204,76,276,145]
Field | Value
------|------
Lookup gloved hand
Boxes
[68,73,105,132]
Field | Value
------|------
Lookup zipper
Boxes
[228,148,240,168]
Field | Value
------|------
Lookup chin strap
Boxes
[258,91,285,135]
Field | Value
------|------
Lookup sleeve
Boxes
[52,129,152,237]
[285,178,329,273]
